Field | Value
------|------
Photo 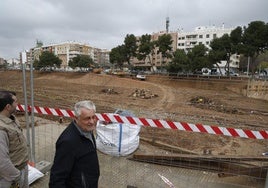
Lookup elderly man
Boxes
[49,100,100,188]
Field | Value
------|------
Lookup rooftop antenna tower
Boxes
[36,39,43,47]
[166,17,170,33]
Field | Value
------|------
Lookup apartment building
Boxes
[131,25,237,72]
[26,41,110,69]
[28,42,93,68]
[177,25,233,52]
[20,51,31,67]
[177,25,240,71]
[94,49,110,67]
[7,58,20,68]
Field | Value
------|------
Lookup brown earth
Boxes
[1,70,268,156]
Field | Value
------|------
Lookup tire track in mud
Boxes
[147,82,176,110]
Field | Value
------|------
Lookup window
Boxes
[213,34,217,39]
[199,35,203,38]
[206,34,210,38]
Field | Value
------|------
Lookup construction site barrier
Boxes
[17,104,268,140]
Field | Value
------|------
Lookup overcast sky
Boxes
[0,0,267,59]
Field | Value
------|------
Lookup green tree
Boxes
[33,59,39,70]
[0,60,7,70]
[109,45,126,68]
[256,50,268,71]
[188,44,210,73]
[209,32,240,75]
[156,34,173,69]
[240,21,268,74]
[258,61,268,70]
[230,26,243,48]
[69,55,94,70]
[137,34,156,70]
[35,51,62,70]
[239,50,268,73]
[124,34,138,65]
[167,49,189,73]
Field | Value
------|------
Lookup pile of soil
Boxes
[190,96,240,114]
[129,88,159,99]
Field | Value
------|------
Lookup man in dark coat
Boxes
[49,100,100,188]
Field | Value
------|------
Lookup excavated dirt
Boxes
[1,70,267,156]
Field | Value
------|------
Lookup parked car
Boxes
[136,72,146,80]
[129,70,138,77]
[229,71,239,76]
[225,71,239,76]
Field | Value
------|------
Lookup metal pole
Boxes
[30,61,36,164]
[247,56,250,76]
[22,63,32,162]
[265,169,268,188]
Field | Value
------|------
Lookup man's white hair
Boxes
[74,100,96,116]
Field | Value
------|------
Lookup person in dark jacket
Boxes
[49,100,100,188]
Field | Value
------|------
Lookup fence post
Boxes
[22,62,32,162]
[265,170,268,188]
[30,61,36,164]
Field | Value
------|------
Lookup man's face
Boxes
[75,107,97,132]
[7,95,18,115]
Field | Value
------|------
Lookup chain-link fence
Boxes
[1,70,267,188]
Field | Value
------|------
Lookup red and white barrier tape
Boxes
[17,104,268,140]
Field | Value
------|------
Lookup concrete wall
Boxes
[245,80,268,101]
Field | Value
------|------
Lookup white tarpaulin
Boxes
[96,110,141,156]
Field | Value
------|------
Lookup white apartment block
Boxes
[177,25,240,70]
[7,58,20,67]
[177,25,233,51]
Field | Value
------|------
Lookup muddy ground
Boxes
[1,70,267,156]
